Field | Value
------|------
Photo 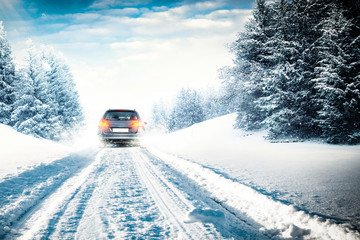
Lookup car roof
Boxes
[106,109,137,112]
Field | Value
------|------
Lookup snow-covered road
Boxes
[1,146,359,239]
[1,147,265,239]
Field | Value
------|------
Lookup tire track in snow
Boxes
[12,148,171,239]
[76,148,170,239]
[45,183,97,239]
[7,147,270,239]
[134,150,206,239]
[10,150,104,239]
[139,149,269,240]
[0,152,96,238]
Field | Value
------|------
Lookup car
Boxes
[98,109,146,146]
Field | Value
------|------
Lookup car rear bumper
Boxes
[98,132,143,141]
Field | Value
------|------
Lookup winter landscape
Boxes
[1,0,360,239]
[0,115,360,239]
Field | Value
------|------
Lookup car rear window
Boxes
[104,111,138,120]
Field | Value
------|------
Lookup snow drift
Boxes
[0,124,72,180]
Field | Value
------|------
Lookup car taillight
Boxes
[132,121,144,128]
[99,119,110,130]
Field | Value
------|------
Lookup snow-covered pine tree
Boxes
[226,0,276,131]
[11,43,58,139]
[11,68,40,136]
[168,88,204,131]
[222,0,359,143]
[150,99,169,132]
[57,63,84,137]
[199,86,230,120]
[41,47,84,138]
[288,0,341,139]
[0,22,16,126]
[33,44,62,139]
[218,66,238,113]
[262,63,304,140]
[260,0,320,140]
[339,0,360,144]
[343,54,360,143]
[13,43,83,140]
[312,5,359,143]
[257,0,295,138]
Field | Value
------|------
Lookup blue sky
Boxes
[8,0,254,15]
[1,0,254,121]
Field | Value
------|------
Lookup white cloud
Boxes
[205,9,252,19]
[0,0,24,20]
[73,13,102,22]
[183,18,233,29]
[194,1,219,10]
[110,40,148,50]
[84,27,110,35]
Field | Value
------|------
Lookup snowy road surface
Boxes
[1,147,359,239]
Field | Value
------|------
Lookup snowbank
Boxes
[147,113,360,234]
[148,147,359,239]
[0,124,72,180]
[149,113,360,164]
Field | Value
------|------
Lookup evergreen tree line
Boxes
[0,22,84,140]
[222,0,360,144]
[150,87,230,132]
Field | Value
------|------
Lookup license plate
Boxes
[112,128,129,133]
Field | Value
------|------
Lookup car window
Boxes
[105,111,138,120]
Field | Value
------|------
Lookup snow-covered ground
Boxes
[0,124,264,239]
[0,124,71,179]
[149,113,360,236]
[0,124,97,238]
[0,116,359,239]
